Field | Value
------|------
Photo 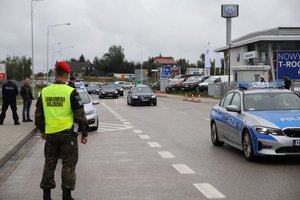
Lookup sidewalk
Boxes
[158,93,220,104]
[0,103,37,167]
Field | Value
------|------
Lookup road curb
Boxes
[0,127,37,168]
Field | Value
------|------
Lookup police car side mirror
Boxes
[226,105,240,113]
[92,100,99,105]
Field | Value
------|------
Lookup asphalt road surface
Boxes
[1,92,300,200]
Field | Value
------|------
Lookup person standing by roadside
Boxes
[21,78,34,122]
[0,76,20,125]
[284,75,292,90]
[35,61,89,200]
[67,76,76,88]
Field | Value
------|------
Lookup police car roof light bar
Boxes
[238,82,284,90]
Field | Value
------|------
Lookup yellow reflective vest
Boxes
[42,84,74,134]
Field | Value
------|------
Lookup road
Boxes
[1,92,300,200]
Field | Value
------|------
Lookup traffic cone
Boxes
[198,95,202,103]
[184,93,188,100]
[192,94,195,101]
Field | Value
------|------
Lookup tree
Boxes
[5,56,32,81]
[79,54,86,62]
[176,58,191,74]
[102,45,125,74]
[36,72,44,78]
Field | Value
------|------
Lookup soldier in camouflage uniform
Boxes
[35,62,89,200]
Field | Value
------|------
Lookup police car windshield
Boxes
[244,93,300,111]
[132,87,152,94]
[78,92,90,104]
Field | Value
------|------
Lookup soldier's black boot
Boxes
[43,189,52,200]
[63,189,75,200]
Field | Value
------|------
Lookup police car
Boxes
[210,82,300,161]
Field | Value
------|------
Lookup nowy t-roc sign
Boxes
[278,51,300,80]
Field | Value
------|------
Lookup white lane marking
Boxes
[123,122,131,125]
[162,107,169,110]
[204,118,210,121]
[172,164,195,174]
[158,151,175,159]
[179,111,188,115]
[193,183,226,199]
[147,142,161,148]
[133,130,143,133]
[119,119,127,122]
[139,135,150,139]
[97,123,133,132]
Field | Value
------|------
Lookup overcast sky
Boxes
[0,0,300,73]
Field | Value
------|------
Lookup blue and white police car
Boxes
[210,82,300,161]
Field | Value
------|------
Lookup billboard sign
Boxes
[0,64,6,80]
[278,51,300,80]
[221,4,239,18]
[161,65,172,79]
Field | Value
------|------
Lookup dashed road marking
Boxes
[179,111,188,115]
[172,164,195,174]
[133,130,143,134]
[193,183,226,199]
[158,151,175,159]
[123,122,131,125]
[204,118,210,121]
[119,119,127,122]
[147,142,161,148]
[97,123,133,132]
[139,135,150,139]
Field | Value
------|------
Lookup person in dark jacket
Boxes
[284,75,292,90]
[0,77,20,125]
[67,76,76,88]
[21,78,34,122]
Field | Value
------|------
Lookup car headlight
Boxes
[102,91,105,94]
[151,95,156,98]
[86,109,96,116]
[115,91,118,94]
[253,126,283,135]
[132,95,138,99]
[120,88,123,91]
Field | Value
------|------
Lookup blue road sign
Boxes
[161,65,172,78]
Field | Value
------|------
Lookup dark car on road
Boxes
[114,83,124,96]
[181,76,210,91]
[127,85,157,106]
[86,83,99,94]
[98,84,119,99]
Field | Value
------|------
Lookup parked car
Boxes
[86,83,99,94]
[114,83,124,96]
[181,76,210,91]
[166,78,185,91]
[127,85,157,106]
[77,89,99,131]
[197,75,231,92]
[98,84,119,99]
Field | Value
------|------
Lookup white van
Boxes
[196,75,232,92]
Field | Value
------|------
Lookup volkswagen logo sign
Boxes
[226,6,235,15]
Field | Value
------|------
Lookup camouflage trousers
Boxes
[40,133,78,190]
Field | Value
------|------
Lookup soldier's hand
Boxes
[40,133,46,140]
[81,136,88,144]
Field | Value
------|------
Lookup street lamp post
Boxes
[47,23,71,82]
[59,46,75,60]
[31,0,43,96]
[137,46,143,84]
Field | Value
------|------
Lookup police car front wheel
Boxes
[211,122,224,146]
[242,131,256,161]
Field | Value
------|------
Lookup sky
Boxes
[0,0,300,73]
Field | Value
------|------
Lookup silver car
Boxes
[78,89,99,131]
[210,82,300,161]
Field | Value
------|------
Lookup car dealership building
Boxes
[215,27,300,82]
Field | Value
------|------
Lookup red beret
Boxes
[55,61,71,74]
